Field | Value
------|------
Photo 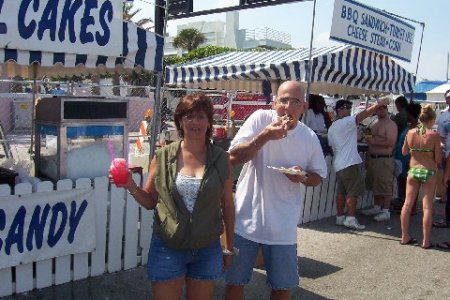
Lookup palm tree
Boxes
[115,2,155,96]
[123,2,153,30]
[173,28,206,52]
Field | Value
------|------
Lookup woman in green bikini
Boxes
[401,104,441,249]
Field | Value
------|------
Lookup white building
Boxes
[164,12,291,55]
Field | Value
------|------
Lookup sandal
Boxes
[437,241,450,250]
[400,238,418,245]
[421,243,434,250]
[432,220,450,228]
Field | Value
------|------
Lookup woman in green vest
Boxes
[111,94,236,300]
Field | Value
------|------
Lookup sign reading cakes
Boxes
[0,0,123,57]
[330,0,415,62]
[0,188,95,269]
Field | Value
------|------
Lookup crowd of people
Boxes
[109,82,449,300]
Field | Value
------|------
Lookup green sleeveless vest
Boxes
[153,140,229,250]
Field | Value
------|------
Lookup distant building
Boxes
[164,12,291,55]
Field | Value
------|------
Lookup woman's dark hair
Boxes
[405,102,422,121]
[395,96,408,109]
[174,94,214,140]
[309,94,332,129]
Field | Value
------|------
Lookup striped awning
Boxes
[1,22,164,78]
[166,45,415,95]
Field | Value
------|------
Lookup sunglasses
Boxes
[338,105,352,110]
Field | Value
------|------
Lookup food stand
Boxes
[35,97,128,181]
[0,1,164,297]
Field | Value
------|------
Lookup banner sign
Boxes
[0,188,96,269]
[0,0,123,57]
[330,0,415,62]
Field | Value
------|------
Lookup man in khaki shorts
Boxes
[328,99,389,230]
[362,104,398,221]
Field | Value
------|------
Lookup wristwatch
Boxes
[222,247,239,256]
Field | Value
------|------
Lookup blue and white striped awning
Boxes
[1,21,163,77]
[166,45,415,95]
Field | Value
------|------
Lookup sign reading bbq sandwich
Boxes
[0,0,123,57]
[330,0,415,62]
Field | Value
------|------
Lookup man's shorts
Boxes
[366,157,394,196]
[225,234,299,290]
[336,164,365,197]
[147,234,223,282]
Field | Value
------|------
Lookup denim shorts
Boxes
[225,234,299,290]
[147,234,223,282]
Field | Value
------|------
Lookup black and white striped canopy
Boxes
[1,21,163,77]
[166,45,415,95]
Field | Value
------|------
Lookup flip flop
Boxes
[437,241,450,250]
[421,243,434,250]
[400,238,417,245]
[432,220,450,228]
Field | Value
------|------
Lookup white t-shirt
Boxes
[303,108,326,133]
[327,115,362,172]
[229,110,327,245]
[436,108,450,157]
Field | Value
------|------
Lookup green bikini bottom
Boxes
[408,167,436,183]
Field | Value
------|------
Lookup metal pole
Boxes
[30,63,38,166]
[149,73,163,164]
[305,0,317,100]
[447,52,449,81]
[148,0,169,166]
[410,22,425,102]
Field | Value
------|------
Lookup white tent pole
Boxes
[305,0,317,100]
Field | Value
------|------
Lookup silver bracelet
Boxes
[128,182,139,195]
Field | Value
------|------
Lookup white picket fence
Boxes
[0,155,374,297]
[297,155,374,224]
[0,173,154,297]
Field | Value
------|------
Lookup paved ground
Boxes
[4,201,449,300]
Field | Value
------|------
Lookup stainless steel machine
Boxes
[35,96,128,181]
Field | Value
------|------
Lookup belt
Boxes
[370,154,393,159]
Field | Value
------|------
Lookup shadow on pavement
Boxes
[298,256,342,280]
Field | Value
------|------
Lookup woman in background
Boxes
[303,94,332,133]
[401,104,441,249]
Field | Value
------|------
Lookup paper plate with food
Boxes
[267,166,306,175]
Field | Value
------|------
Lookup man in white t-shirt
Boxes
[328,99,387,230]
[224,81,327,300]
[435,89,450,231]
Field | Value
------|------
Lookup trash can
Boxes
[0,167,17,187]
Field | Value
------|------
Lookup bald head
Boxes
[277,81,305,100]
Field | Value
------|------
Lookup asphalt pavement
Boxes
[5,201,450,300]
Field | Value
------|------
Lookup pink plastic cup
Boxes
[110,158,129,184]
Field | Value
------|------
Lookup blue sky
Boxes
[132,0,450,81]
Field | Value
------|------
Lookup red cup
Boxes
[110,158,129,184]
[214,127,225,138]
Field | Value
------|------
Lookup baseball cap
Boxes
[335,99,352,110]
[445,90,450,99]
